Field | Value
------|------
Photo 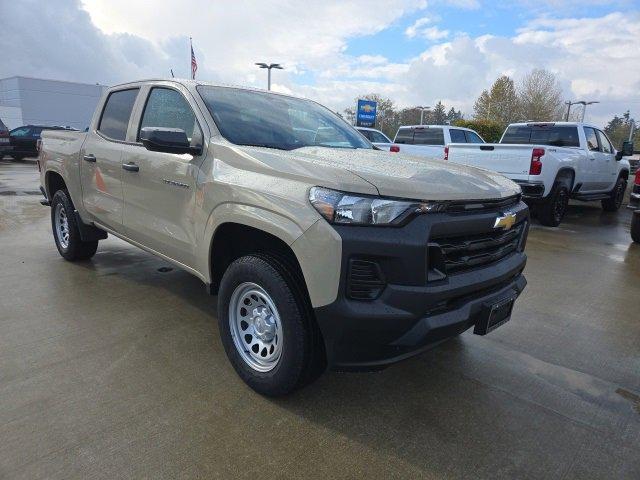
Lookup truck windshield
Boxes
[197,86,371,151]
[501,125,580,147]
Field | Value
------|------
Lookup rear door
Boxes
[81,88,140,230]
[121,84,207,267]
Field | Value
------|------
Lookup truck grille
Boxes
[444,194,521,214]
[433,222,525,274]
[347,259,385,300]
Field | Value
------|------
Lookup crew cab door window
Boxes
[449,129,467,143]
[98,88,139,141]
[10,127,31,137]
[583,127,599,152]
[596,130,612,154]
[138,87,202,146]
[465,131,484,143]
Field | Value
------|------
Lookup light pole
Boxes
[579,101,599,122]
[565,100,599,122]
[255,63,283,91]
[416,106,431,125]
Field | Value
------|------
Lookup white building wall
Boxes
[0,77,107,130]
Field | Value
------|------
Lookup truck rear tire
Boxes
[632,210,640,243]
[51,190,99,261]
[537,185,569,227]
[217,254,325,396]
[602,176,626,212]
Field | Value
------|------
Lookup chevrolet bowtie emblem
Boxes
[494,213,517,230]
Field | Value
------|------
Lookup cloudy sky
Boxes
[1,0,639,126]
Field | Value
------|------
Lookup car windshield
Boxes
[197,86,371,151]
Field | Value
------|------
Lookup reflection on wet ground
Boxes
[0,160,639,479]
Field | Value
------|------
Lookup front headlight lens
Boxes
[309,187,443,226]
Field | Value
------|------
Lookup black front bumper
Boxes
[314,201,529,369]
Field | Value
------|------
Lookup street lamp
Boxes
[255,63,283,91]
[579,101,599,122]
[416,106,431,125]
[565,100,599,122]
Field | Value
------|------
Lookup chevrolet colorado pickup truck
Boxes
[393,124,485,159]
[39,79,529,396]
[447,122,633,226]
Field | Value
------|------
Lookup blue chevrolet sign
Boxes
[356,99,377,128]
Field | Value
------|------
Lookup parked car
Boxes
[0,118,9,155]
[447,122,632,226]
[355,126,397,152]
[393,125,485,159]
[8,125,76,160]
[39,79,529,396]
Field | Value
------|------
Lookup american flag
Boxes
[190,40,198,80]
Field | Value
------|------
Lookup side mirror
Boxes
[140,127,202,155]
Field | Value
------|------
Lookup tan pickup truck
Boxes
[39,79,529,395]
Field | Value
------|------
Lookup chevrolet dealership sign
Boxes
[356,99,377,128]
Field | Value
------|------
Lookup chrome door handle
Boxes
[83,154,96,162]
[122,162,139,172]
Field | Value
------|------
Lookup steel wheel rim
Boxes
[54,203,70,250]
[229,282,283,372]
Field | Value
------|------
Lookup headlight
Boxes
[309,187,444,226]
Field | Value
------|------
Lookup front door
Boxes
[121,86,206,268]
[80,88,140,230]
[595,129,618,192]
[581,126,601,192]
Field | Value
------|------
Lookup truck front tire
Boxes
[51,190,99,261]
[602,176,626,212]
[537,185,569,227]
[217,254,324,396]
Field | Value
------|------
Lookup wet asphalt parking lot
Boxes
[1,158,639,479]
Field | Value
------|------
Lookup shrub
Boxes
[452,119,505,143]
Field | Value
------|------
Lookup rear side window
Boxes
[358,130,373,141]
[394,128,414,144]
[139,87,201,144]
[583,127,599,152]
[98,88,139,141]
[413,128,444,146]
[369,130,390,143]
[449,129,466,143]
[465,131,484,143]
[501,125,579,147]
[596,130,612,154]
[10,127,31,137]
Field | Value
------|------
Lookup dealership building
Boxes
[0,76,107,130]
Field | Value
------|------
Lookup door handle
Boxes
[122,162,139,172]
[83,154,96,162]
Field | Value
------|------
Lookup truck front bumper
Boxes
[313,200,529,369]
[627,185,639,210]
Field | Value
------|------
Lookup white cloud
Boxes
[1,1,638,128]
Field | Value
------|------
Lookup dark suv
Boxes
[7,125,76,160]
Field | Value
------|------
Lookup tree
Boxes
[447,107,463,123]
[473,75,518,124]
[517,69,563,121]
[604,111,638,150]
[431,101,447,124]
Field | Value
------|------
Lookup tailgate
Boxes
[447,143,533,176]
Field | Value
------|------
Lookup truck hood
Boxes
[238,145,520,201]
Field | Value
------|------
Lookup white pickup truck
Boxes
[393,125,485,159]
[448,122,633,226]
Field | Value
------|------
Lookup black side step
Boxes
[571,193,611,202]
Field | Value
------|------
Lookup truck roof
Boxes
[507,121,601,129]
[108,78,307,102]
[398,124,477,132]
